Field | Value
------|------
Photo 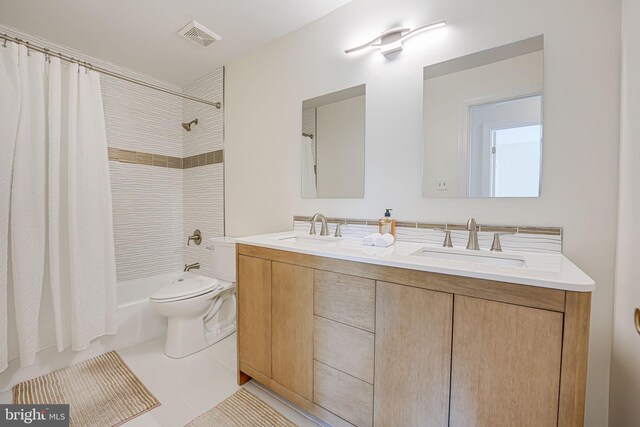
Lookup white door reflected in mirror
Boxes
[467,95,542,197]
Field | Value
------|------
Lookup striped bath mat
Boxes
[186,388,297,426]
[13,351,159,426]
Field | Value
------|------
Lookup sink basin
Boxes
[411,247,526,268]
[276,235,341,245]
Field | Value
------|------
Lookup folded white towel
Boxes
[374,233,395,247]
[363,233,382,246]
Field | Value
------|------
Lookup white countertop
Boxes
[236,231,595,292]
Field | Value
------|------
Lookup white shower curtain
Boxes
[0,42,20,372]
[301,136,317,198]
[0,44,117,371]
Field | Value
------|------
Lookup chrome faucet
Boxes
[310,213,330,236]
[184,262,200,272]
[466,218,479,250]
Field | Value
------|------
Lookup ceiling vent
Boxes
[178,21,222,47]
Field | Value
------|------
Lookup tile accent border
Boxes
[293,215,561,236]
[293,216,563,254]
[108,147,223,169]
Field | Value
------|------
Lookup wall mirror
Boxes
[422,35,544,198]
[301,84,365,198]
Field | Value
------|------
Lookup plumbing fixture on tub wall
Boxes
[182,118,198,131]
[187,229,202,246]
[184,263,200,272]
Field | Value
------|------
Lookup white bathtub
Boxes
[115,271,180,348]
[1,272,176,392]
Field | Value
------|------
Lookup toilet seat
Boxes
[150,277,224,303]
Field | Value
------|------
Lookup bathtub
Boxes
[0,272,176,392]
[115,271,180,348]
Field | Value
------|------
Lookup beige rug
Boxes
[13,351,159,427]
[186,388,297,427]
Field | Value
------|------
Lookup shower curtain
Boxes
[301,135,317,198]
[0,44,117,372]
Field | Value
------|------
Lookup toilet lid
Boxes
[150,276,220,301]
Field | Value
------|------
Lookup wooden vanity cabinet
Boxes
[237,255,272,377]
[374,281,453,427]
[450,295,564,427]
[271,262,314,400]
[236,244,591,427]
[237,256,315,403]
[313,270,375,426]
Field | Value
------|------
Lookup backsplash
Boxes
[293,216,562,254]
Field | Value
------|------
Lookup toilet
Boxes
[150,237,237,358]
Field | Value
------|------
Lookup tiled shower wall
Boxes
[102,75,185,281]
[104,67,225,281]
[183,69,225,278]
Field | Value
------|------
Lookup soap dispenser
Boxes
[378,209,397,237]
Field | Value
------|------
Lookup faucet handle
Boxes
[309,221,316,235]
[187,229,202,246]
[490,232,514,252]
[433,228,453,248]
[334,223,343,238]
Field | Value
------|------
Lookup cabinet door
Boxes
[450,295,563,427]
[237,255,272,377]
[272,262,314,400]
[374,281,453,427]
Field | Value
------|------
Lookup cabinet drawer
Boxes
[314,316,374,384]
[314,270,375,332]
[314,361,373,427]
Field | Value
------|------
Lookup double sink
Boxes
[274,234,526,268]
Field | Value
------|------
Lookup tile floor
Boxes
[1,334,324,427]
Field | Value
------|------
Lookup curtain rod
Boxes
[1,33,222,109]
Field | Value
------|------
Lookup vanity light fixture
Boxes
[345,20,446,56]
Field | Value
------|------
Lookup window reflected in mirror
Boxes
[422,35,544,198]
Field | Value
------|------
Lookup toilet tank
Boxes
[209,237,236,282]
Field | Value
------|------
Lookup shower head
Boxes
[182,118,198,131]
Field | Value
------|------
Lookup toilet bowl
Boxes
[150,237,238,358]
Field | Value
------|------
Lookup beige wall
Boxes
[224,0,621,425]
[316,95,365,198]
[610,0,640,425]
